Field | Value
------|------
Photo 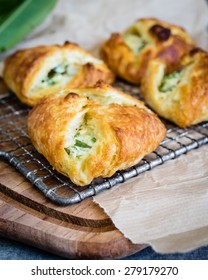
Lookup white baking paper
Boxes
[93,145,208,253]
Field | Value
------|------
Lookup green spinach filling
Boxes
[42,64,80,86]
[159,70,181,92]
[123,34,146,55]
[65,126,97,158]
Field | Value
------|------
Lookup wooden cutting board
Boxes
[0,159,144,259]
[0,78,144,259]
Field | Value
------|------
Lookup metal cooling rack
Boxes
[0,81,208,206]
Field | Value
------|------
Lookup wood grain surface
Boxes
[0,159,144,259]
[0,78,144,259]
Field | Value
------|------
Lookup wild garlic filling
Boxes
[65,125,97,158]
[41,63,81,86]
[123,33,147,55]
[159,70,182,93]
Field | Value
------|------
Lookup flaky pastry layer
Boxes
[28,83,166,186]
[141,48,208,127]
[100,18,195,84]
[3,42,115,106]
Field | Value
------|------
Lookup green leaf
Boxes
[74,131,80,138]
[75,139,92,149]
[0,0,57,52]
[123,33,146,55]
[0,0,23,16]
[64,147,71,155]
[47,68,58,80]
[91,137,97,143]
[159,70,181,93]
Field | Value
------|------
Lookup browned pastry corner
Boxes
[3,41,115,106]
[28,83,166,186]
[141,48,208,127]
[100,18,195,84]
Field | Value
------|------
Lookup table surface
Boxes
[0,237,208,260]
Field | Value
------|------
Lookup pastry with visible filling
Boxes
[3,41,115,106]
[100,18,195,84]
[28,83,166,186]
[141,48,208,127]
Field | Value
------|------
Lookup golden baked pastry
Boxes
[28,82,166,186]
[100,18,195,84]
[141,48,208,127]
[3,41,115,106]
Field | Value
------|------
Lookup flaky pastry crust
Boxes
[141,48,208,127]
[100,18,195,84]
[28,83,166,186]
[3,42,115,106]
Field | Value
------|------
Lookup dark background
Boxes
[0,236,208,259]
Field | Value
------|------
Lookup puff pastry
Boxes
[3,41,115,106]
[28,82,166,186]
[100,18,195,84]
[141,48,208,127]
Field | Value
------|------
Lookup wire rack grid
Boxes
[0,81,208,206]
